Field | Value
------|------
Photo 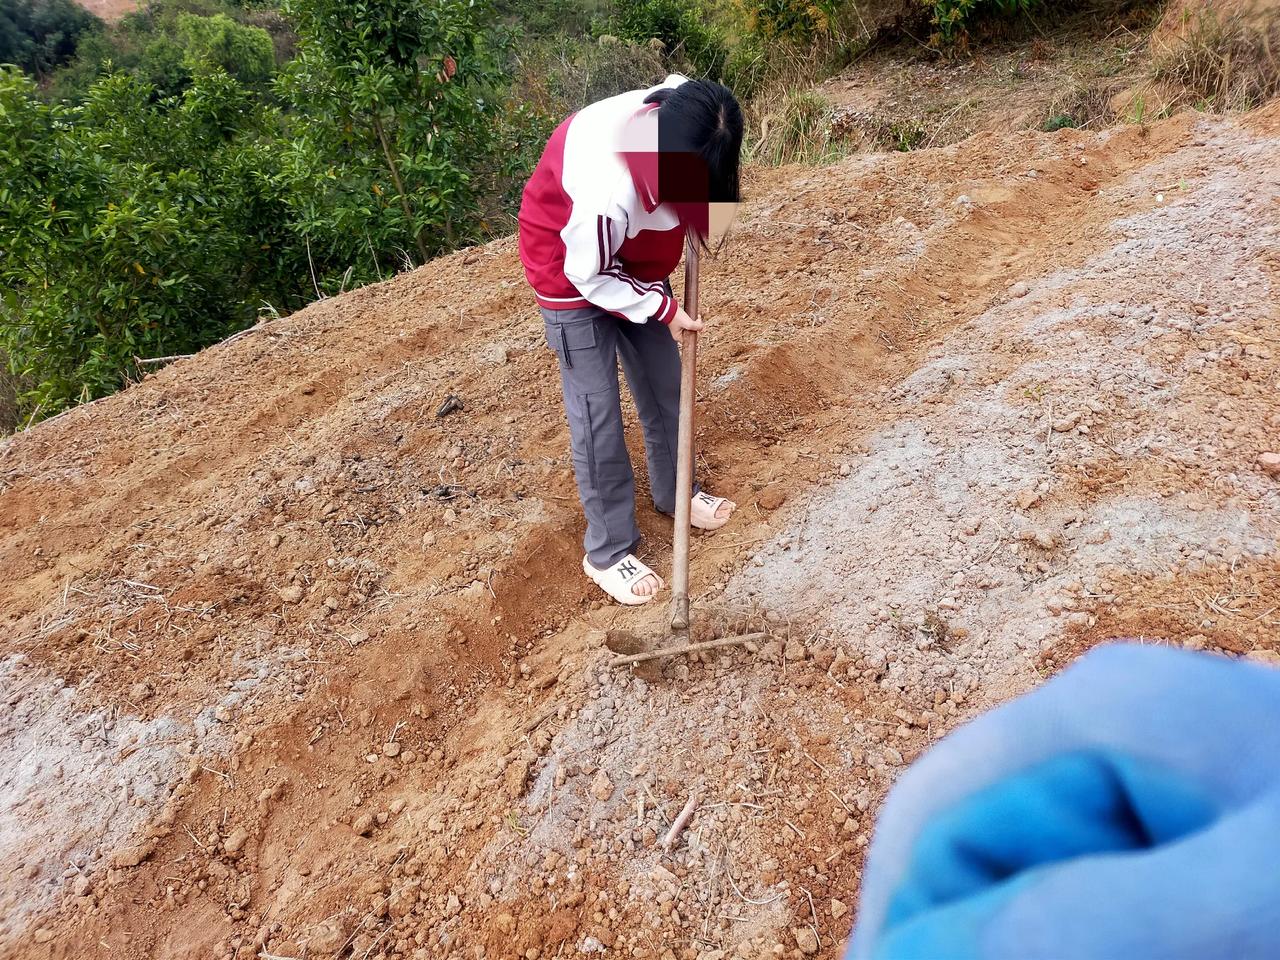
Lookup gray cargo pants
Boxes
[541,300,686,570]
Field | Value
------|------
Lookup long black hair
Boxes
[643,80,743,245]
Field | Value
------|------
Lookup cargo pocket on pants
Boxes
[544,317,597,369]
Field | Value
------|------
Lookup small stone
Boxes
[831,898,848,921]
[307,922,347,955]
[33,929,54,944]
[110,841,155,868]
[269,532,283,548]
[1009,281,1029,298]
[1052,412,1082,432]
[1246,649,1280,667]
[214,704,233,723]
[784,641,807,662]
[224,826,250,856]
[1016,489,1042,510]
[590,769,614,802]
[794,926,819,955]
[1258,453,1280,477]
[353,814,375,836]
[389,798,407,815]
[279,585,305,604]
[757,486,787,511]
[128,682,151,702]
[382,742,401,758]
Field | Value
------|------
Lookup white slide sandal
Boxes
[583,554,665,605]
[691,491,736,531]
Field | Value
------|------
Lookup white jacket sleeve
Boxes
[560,209,678,325]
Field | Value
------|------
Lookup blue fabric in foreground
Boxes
[848,644,1280,960]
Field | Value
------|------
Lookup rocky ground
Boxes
[1,88,1278,960]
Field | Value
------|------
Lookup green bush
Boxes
[722,31,771,98]
[740,0,839,44]
[614,0,728,79]
[176,12,276,86]
[1041,112,1078,132]
[41,0,282,101]
[0,67,307,417]
[927,0,1042,48]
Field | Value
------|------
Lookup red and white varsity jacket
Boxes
[517,75,688,325]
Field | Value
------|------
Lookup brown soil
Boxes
[73,0,140,22]
[2,98,1279,960]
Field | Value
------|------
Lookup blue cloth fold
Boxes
[850,644,1280,960]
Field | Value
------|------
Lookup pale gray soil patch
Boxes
[727,119,1280,706]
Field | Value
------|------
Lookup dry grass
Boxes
[1041,80,1125,131]
[1153,2,1280,108]
[751,88,841,165]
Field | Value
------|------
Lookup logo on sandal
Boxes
[618,561,638,579]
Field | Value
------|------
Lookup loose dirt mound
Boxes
[2,104,1279,960]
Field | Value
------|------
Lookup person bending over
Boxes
[517,75,742,605]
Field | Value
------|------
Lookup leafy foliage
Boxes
[278,0,512,267]
[613,0,728,79]
[176,12,276,87]
[739,0,839,44]
[927,0,1043,48]
[45,0,288,101]
[1,0,528,421]
[0,67,307,416]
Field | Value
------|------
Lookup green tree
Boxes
[278,0,510,267]
[0,67,308,418]
[0,0,101,78]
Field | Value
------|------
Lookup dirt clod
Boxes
[795,926,820,955]
[758,486,787,511]
[589,769,614,802]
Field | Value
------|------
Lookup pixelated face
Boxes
[618,106,738,241]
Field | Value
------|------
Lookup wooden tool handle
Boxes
[670,238,699,632]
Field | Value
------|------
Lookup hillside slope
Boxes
[2,104,1279,959]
